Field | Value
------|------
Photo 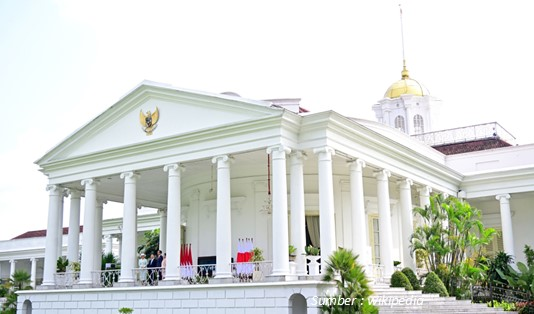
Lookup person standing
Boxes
[138,253,148,285]
[147,253,157,285]
[161,253,167,279]
[156,250,164,281]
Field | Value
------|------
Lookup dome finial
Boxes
[401,59,409,79]
[399,4,409,80]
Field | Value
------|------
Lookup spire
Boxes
[399,4,410,80]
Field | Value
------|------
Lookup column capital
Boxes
[30,257,38,263]
[46,184,61,194]
[212,154,230,164]
[164,163,185,173]
[348,158,366,170]
[267,145,291,155]
[373,169,391,180]
[417,185,432,195]
[81,178,99,187]
[397,178,413,188]
[289,150,307,161]
[496,193,511,201]
[158,208,167,215]
[120,171,140,181]
[313,146,335,156]
[67,189,82,198]
[9,259,16,264]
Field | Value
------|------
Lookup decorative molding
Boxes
[120,171,139,181]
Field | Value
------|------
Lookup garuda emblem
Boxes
[139,107,159,135]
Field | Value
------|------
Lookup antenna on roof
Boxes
[399,3,410,79]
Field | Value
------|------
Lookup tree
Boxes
[322,248,378,314]
[411,194,496,297]
[10,270,32,291]
[137,228,160,256]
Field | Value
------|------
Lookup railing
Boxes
[54,271,80,289]
[91,269,121,288]
[231,261,272,283]
[132,267,164,286]
[181,264,213,284]
[412,122,516,146]
[472,283,531,304]
[369,264,386,284]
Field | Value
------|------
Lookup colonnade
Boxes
[39,145,519,287]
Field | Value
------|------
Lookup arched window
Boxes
[414,114,424,134]
[394,115,406,133]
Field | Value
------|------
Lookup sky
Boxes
[1,0,533,240]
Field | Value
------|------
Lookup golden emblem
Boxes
[139,107,159,135]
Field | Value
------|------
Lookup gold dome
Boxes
[384,64,429,99]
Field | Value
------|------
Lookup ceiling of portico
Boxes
[60,148,387,209]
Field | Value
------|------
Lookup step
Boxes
[368,286,512,314]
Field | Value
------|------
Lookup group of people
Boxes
[138,249,166,285]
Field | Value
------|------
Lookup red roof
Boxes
[11,226,84,240]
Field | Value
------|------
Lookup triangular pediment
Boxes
[37,82,282,164]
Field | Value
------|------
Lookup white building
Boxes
[7,69,534,312]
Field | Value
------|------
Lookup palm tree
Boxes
[322,248,377,314]
[10,269,32,291]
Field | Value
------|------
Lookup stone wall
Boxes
[17,281,331,314]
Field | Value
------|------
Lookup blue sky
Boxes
[1,0,533,240]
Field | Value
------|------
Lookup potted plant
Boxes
[305,245,321,276]
[288,245,297,262]
[250,247,264,281]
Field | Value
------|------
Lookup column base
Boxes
[115,281,135,288]
[36,284,58,290]
[72,283,94,289]
[266,274,298,282]
[159,279,184,286]
[209,277,234,284]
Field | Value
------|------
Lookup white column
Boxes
[41,184,62,286]
[212,156,232,278]
[104,235,113,255]
[314,147,336,273]
[418,186,432,209]
[375,169,394,278]
[290,151,307,276]
[79,179,98,285]
[349,159,369,266]
[67,189,82,263]
[268,145,291,276]
[30,258,38,289]
[119,171,139,283]
[94,200,105,271]
[163,164,184,281]
[57,190,66,258]
[496,194,515,259]
[9,259,16,278]
[399,178,415,270]
[159,208,168,254]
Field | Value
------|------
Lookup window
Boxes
[484,229,504,257]
[413,114,424,134]
[369,215,381,265]
[395,115,406,133]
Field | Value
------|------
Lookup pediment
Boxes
[37,82,281,164]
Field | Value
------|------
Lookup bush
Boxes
[390,270,413,290]
[422,271,449,297]
[401,267,421,290]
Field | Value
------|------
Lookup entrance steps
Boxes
[370,284,511,313]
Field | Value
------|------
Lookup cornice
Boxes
[39,114,285,176]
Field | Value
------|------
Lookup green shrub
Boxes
[401,267,421,290]
[422,271,449,297]
[390,270,413,290]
